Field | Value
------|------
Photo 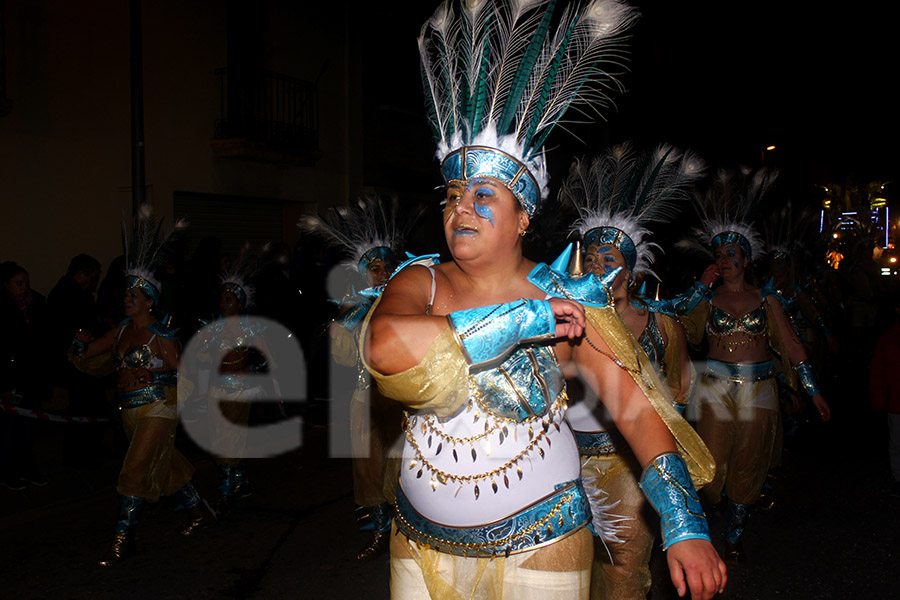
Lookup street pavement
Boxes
[2,393,899,599]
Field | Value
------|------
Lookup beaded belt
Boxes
[117,385,167,409]
[574,430,627,457]
[705,359,774,383]
[394,478,590,558]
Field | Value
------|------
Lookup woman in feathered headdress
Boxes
[362,2,725,597]
[678,168,831,561]
[68,204,216,566]
[558,141,706,598]
[189,243,274,515]
[300,195,421,560]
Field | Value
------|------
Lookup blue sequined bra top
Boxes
[706,303,767,338]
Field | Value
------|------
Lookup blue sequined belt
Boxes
[214,374,249,391]
[574,430,627,457]
[117,385,167,409]
[705,359,775,383]
[394,478,591,558]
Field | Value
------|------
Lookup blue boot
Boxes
[172,483,216,536]
[98,495,145,566]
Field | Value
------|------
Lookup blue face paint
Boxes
[473,202,494,226]
[468,182,496,227]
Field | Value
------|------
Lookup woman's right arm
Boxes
[364,266,449,376]
[74,327,117,359]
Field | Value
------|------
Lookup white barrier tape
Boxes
[0,399,111,424]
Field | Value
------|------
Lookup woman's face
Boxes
[714,243,748,278]
[365,259,391,288]
[123,288,154,318]
[584,244,629,293]
[442,177,527,261]
[4,272,29,298]
[219,289,241,317]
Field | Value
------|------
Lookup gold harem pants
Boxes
[693,370,778,506]
[117,400,194,502]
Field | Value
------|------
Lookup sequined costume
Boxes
[331,286,403,532]
[362,268,594,597]
[363,259,714,599]
[680,293,796,546]
[567,303,693,600]
[196,315,270,503]
[69,317,209,563]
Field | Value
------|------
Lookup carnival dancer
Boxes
[192,244,272,515]
[300,195,421,560]
[558,142,706,599]
[69,205,215,566]
[363,2,725,598]
[677,168,832,562]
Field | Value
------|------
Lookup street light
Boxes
[761,145,776,166]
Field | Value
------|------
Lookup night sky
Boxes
[360,1,897,202]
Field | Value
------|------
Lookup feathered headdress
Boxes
[219,242,261,309]
[680,167,778,261]
[122,203,187,305]
[560,141,706,279]
[298,195,421,276]
[419,0,640,216]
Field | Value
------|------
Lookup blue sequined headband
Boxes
[441,146,540,217]
[711,231,752,260]
[125,275,160,305]
[584,227,638,272]
[358,246,394,274]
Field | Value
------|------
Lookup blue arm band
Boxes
[527,263,619,308]
[671,281,713,315]
[70,338,88,357]
[335,300,373,332]
[639,452,710,550]
[447,299,556,370]
[795,361,821,397]
[151,370,177,387]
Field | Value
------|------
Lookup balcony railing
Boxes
[212,67,320,163]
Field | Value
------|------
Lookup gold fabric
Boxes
[334,299,405,506]
[581,454,653,600]
[584,306,715,488]
[390,524,592,599]
[679,303,710,348]
[332,322,360,368]
[117,401,195,502]
[351,385,403,506]
[361,295,470,418]
[693,375,778,506]
[659,313,695,408]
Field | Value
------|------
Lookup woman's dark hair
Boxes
[0,261,28,285]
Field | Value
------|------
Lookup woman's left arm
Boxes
[766,297,831,421]
[570,319,726,599]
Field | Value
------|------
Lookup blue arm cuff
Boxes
[639,452,710,550]
[70,338,88,357]
[447,299,555,370]
[796,361,821,397]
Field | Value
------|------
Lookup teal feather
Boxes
[496,0,558,135]
[468,22,493,137]
[522,4,581,149]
